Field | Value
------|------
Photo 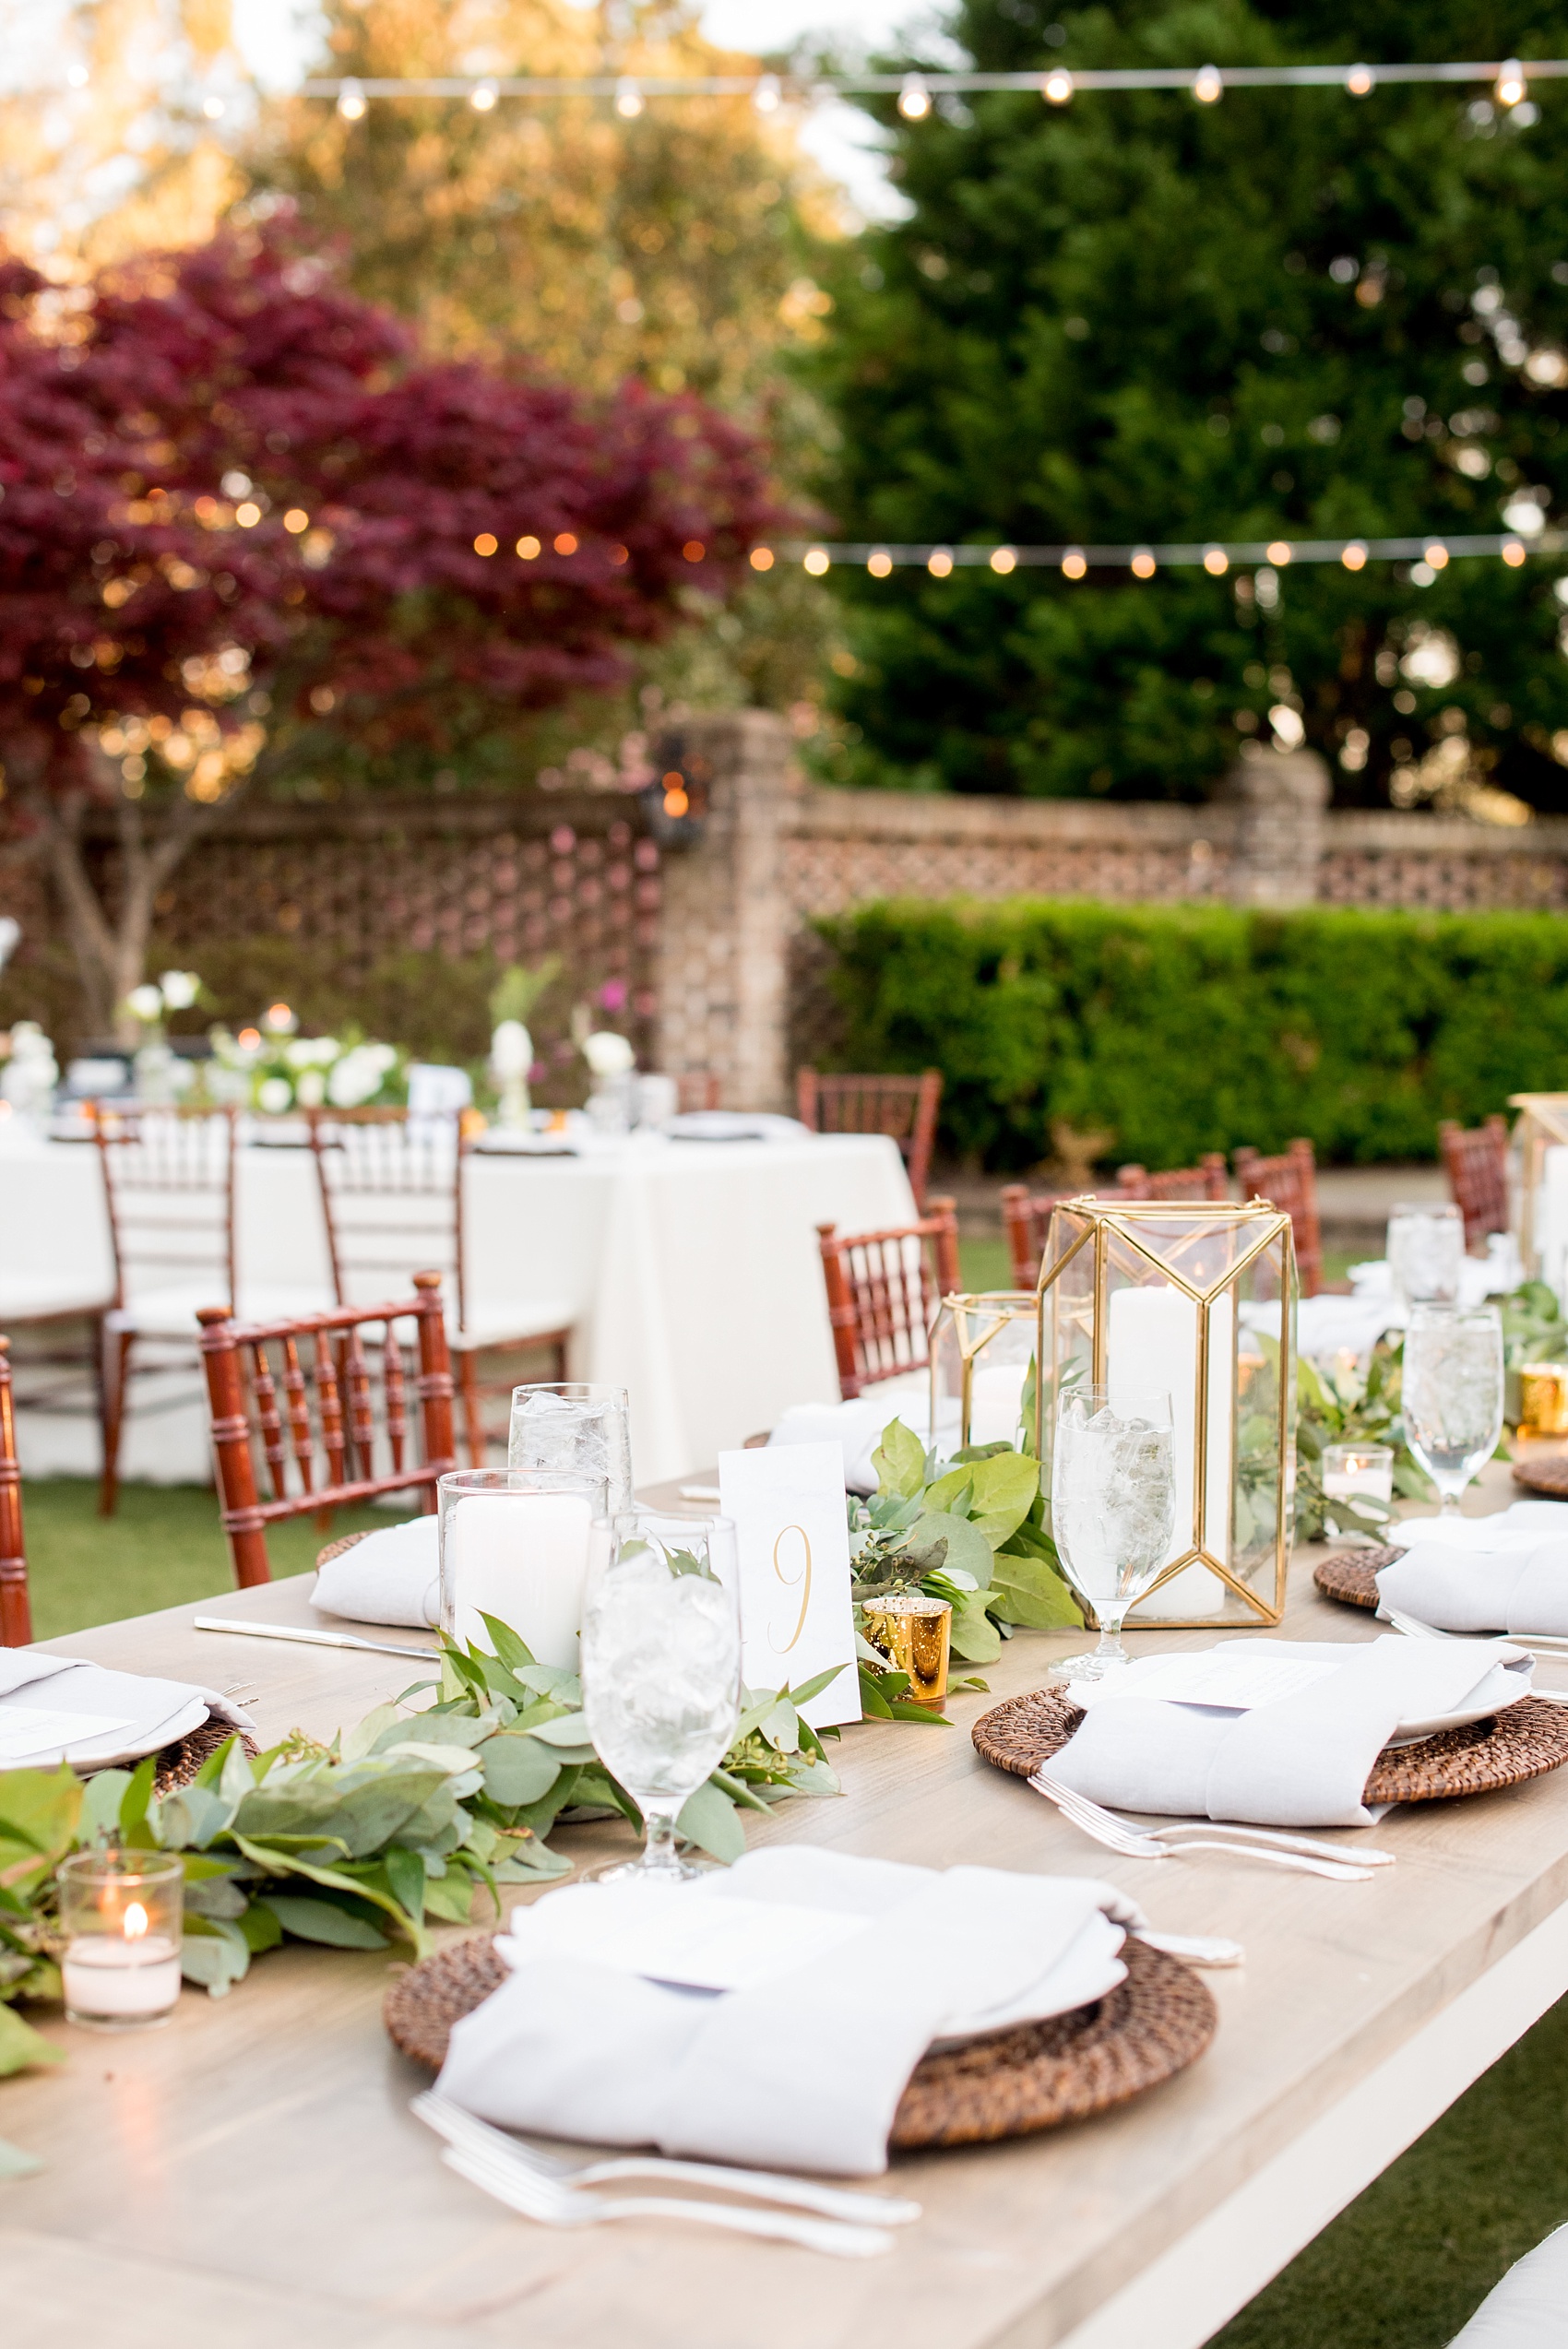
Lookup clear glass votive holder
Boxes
[1320,1442,1395,1537]
[58,1849,184,2031]
[1518,1363,1568,1441]
[439,1466,607,1669]
[509,1381,634,1514]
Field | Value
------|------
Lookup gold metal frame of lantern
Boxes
[1508,1095,1568,1284]
[1033,1197,1298,1629]
[928,1291,1039,1452]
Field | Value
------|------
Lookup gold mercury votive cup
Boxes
[861,1593,952,1709]
[1518,1363,1568,1441]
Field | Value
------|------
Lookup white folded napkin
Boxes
[0,1656,255,1767]
[312,1511,438,1629]
[1379,1534,1568,1636]
[1384,1501,1568,1553]
[436,1846,1144,2176]
[1046,1635,1524,1827]
[767,1388,954,1495]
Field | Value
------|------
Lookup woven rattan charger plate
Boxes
[1514,1454,1568,1499]
[1312,1543,1403,1609]
[973,1682,1568,1805]
[383,1929,1217,2150]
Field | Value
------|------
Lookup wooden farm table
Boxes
[6,1465,1568,2349]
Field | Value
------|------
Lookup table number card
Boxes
[718,1441,860,1728]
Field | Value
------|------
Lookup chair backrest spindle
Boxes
[815,1198,960,1399]
[796,1069,944,1208]
[0,1339,30,1646]
[1439,1116,1510,1251]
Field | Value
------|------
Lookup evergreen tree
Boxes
[808,2,1568,809]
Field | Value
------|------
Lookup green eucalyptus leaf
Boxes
[0,2003,63,2077]
[0,2134,43,2177]
[481,1735,563,1809]
[872,1418,927,1501]
[989,1550,1086,1631]
[908,1509,994,1584]
[78,1770,132,1843]
[258,1895,387,1950]
[239,1903,282,1954]
[675,1781,747,1864]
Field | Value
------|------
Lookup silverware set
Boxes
[411,2092,915,2257]
[1384,1608,1568,1691]
[1028,1769,1392,1879]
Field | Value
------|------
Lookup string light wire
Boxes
[771,531,1550,574]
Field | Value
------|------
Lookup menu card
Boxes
[718,1441,860,1727]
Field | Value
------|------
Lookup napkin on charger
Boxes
[1045,1635,1528,1828]
[1378,1531,1568,1637]
[0,1647,255,1769]
[312,1511,439,1629]
[436,1846,1146,2177]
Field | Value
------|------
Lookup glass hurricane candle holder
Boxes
[439,1467,606,1669]
[58,1849,184,2031]
[929,1293,1037,1453]
[1035,1197,1298,1627]
[509,1382,634,1515]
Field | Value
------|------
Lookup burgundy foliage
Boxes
[0,222,778,788]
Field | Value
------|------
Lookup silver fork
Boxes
[436,2140,896,2258]
[1030,1771,1378,1879]
[1031,1774,1396,1866]
[411,2092,920,2227]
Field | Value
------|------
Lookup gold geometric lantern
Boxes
[1034,1198,1298,1628]
[929,1292,1038,1453]
[1508,1094,1564,1292]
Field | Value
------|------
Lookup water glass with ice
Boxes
[509,1382,634,1514]
[1402,1303,1504,1516]
[1051,1387,1176,1682]
[579,1512,742,1880]
[1386,1203,1464,1313]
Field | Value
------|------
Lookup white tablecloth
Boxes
[0,1129,914,1486]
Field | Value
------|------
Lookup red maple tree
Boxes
[0,222,776,1035]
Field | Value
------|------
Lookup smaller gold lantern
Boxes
[1509,1095,1563,1292]
[929,1292,1038,1453]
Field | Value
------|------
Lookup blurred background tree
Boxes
[806,0,1568,812]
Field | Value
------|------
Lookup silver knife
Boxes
[194,1616,438,1661]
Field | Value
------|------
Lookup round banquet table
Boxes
[0,1125,915,1487]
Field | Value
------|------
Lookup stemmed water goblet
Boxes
[1401,1303,1504,1517]
[1051,1387,1176,1682]
[579,1511,742,1880]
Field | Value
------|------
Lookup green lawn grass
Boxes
[22,1478,405,1643]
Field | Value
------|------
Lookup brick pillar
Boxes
[1218,744,1331,907]
[651,710,798,1110]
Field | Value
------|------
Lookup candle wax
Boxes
[63,1935,182,2020]
[969,1359,1028,1446]
[1107,1285,1234,1618]
[445,1490,593,1667]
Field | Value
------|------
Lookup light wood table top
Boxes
[6,1467,1568,2349]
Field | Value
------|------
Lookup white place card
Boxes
[0,1706,135,1761]
[719,1441,860,1728]
[1074,1647,1341,1714]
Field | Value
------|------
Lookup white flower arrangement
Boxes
[207,1026,406,1114]
[582,1028,636,1079]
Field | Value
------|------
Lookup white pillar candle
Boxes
[969,1359,1028,1446]
[1539,1146,1568,1310]
[1107,1284,1232,1618]
[444,1491,595,1667]
[62,1935,182,2022]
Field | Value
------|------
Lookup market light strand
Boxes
[756,531,1558,580]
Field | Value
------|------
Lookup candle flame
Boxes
[123,1901,149,1940]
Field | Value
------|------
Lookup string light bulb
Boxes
[1193,65,1224,103]
[337,78,366,120]
[1503,538,1528,566]
[1495,57,1527,107]
[66,62,89,88]
[1042,69,1073,104]
[1346,64,1375,96]
[202,94,225,119]
[754,73,781,113]
[1266,539,1292,565]
[614,77,644,118]
[1203,545,1229,575]
[803,547,830,575]
[928,548,954,575]
[1342,541,1368,570]
[1131,547,1157,576]
[898,75,931,119]
[1062,548,1087,578]
[1425,540,1450,568]
[867,549,893,576]
[750,546,775,570]
[469,78,498,111]
[990,546,1017,574]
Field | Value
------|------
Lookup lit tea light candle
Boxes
[58,1851,184,2030]
[1321,1442,1395,1506]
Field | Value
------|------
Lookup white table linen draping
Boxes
[2,1129,914,1486]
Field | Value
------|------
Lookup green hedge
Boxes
[813,901,1568,1169]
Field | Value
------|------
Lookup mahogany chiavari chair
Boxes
[1233,1137,1324,1298]
[196,1272,458,1589]
[674,1074,723,1112]
[1000,1157,1229,1289]
[1113,1156,1230,1204]
[305,1109,572,1468]
[815,1197,961,1400]
[1439,1116,1511,1252]
[795,1069,944,1210]
[0,1339,32,1646]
